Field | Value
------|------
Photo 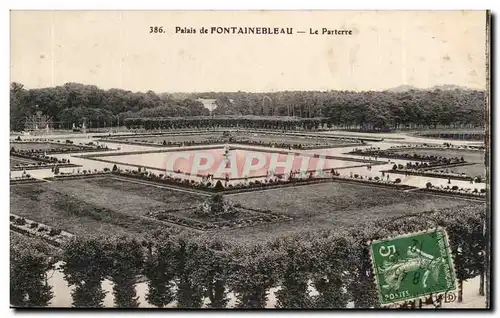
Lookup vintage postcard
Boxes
[9,10,490,309]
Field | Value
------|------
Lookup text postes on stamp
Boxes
[370,228,457,306]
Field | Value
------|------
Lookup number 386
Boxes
[150,26,164,33]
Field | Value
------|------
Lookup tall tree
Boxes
[191,238,231,308]
[10,238,55,307]
[61,237,111,308]
[107,236,144,308]
[228,243,282,308]
[144,236,177,308]
[275,237,314,308]
[174,235,205,308]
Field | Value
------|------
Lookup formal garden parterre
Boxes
[349,145,486,180]
[99,130,365,150]
[10,172,485,244]
[10,191,486,308]
[10,140,114,171]
[146,194,292,231]
[10,175,201,238]
[10,142,488,308]
[11,139,113,154]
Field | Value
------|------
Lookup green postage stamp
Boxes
[370,228,457,306]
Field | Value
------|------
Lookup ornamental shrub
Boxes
[14,218,26,226]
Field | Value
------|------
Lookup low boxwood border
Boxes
[44,172,112,181]
[416,188,486,199]
[111,171,419,195]
[382,169,480,181]
[10,141,114,154]
[10,163,81,171]
[10,214,74,247]
[10,178,46,185]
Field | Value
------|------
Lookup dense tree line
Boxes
[191,90,486,130]
[11,205,486,308]
[11,82,485,132]
[10,82,209,131]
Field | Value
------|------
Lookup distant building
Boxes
[196,99,218,114]
[196,98,234,116]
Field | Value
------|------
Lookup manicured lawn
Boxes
[392,148,486,177]
[123,133,223,143]
[10,176,206,238]
[221,181,486,242]
[10,156,40,167]
[392,148,484,163]
[10,142,81,151]
[231,132,353,146]
[152,205,291,231]
[445,164,485,178]
[10,175,485,244]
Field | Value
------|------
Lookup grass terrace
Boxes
[220,180,485,242]
[10,156,40,168]
[103,130,361,148]
[109,133,224,144]
[10,142,82,151]
[10,176,206,238]
[10,173,484,244]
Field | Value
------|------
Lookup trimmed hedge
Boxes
[40,204,486,309]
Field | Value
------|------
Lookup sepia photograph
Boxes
[9,10,490,309]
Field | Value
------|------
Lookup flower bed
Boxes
[113,169,339,194]
[110,169,419,196]
[145,204,292,231]
[10,140,112,154]
[386,143,485,152]
[44,171,112,181]
[10,214,74,247]
[10,161,81,171]
[383,168,480,182]
[10,177,45,185]
[10,151,76,165]
[330,175,418,191]
[418,186,486,198]
[348,146,466,166]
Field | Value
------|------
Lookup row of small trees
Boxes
[11,205,486,308]
[124,117,325,131]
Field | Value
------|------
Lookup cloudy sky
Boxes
[10,10,488,92]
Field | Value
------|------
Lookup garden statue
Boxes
[223,144,231,168]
